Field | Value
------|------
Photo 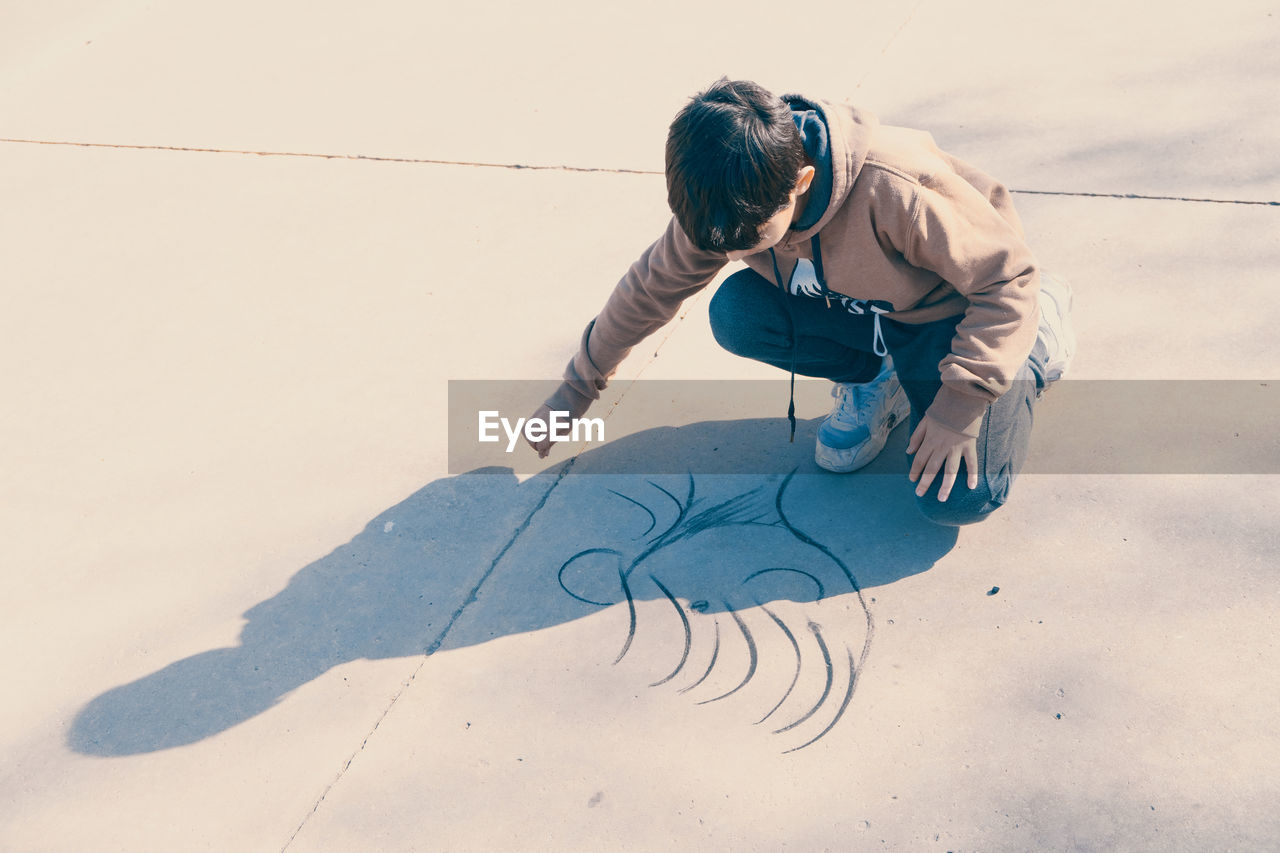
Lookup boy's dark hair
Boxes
[665,78,805,253]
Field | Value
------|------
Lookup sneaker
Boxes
[1037,270,1077,383]
[815,358,910,473]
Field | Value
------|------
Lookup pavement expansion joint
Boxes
[1009,187,1279,206]
[4,137,1273,206]
[0,136,662,176]
[281,458,578,851]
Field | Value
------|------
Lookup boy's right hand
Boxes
[525,403,555,458]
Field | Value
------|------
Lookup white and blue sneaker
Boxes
[1037,270,1077,383]
[815,357,911,473]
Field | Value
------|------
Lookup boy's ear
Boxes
[795,164,816,196]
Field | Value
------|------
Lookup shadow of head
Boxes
[68,417,956,756]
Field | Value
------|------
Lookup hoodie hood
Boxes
[779,95,878,246]
[790,107,831,231]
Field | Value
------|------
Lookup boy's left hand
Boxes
[906,415,979,501]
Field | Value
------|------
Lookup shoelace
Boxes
[843,376,880,425]
[835,355,898,424]
[830,383,854,423]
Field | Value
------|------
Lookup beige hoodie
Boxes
[546,96,1041,437]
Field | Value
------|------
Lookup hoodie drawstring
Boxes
[769,247,799,442]
[811,232,833,308]
[771,233,884,442]
[872,313,888,357]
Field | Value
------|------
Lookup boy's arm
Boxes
[527,217,725,456]
[898,169,1041,437]
[544,216,727,420]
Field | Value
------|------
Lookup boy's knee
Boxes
[707,289,747,355]
[915,494,1001,527]
[708,274,770,357]
[913,478,1010,527]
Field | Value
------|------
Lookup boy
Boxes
[527,79,1074,526]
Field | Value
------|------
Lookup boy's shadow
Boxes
[69,417,957,756]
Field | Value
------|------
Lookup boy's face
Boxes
[724,165,816,262]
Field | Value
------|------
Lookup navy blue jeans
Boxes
[709,267,1047,526]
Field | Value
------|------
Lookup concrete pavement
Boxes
[2,1,1278,850]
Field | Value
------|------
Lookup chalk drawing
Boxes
[557,473,874,753]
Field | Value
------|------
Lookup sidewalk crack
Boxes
[0,136,660,176]
[4,136,1274,206]
[279,460,576,851]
